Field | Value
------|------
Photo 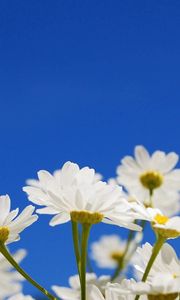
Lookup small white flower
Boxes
[149,210,180,239]
[0,249,26,299]
[52,273,110,300]
[130,202,180,239]
[91,234,142,270]
[7,293,35,300]
[23,162,141,231]
[0,195,38,244]
[117,146,180,214]
[91,235,127,269]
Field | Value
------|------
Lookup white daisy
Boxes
[149,210,180,239]
[7,293,35,300]
[23,161,141,230]
[0,195,38,244]
[0,249,26,299]
[91,233,142,269]
[52,273,110,300]
[130,202,180,239]
[91,235,127,269]
[117,146,180,211]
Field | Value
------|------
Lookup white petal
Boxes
[37,170,53,183]
[52,286,79,300]
[160,152,179,173]
[5,208,19,225]
[150,151,165,169]
[161,243,178,264]
[87,285,104,300]
[134,145,150,168]
[75,190,86,210]
[36,207,58,215]
[0,195,11,225]
[49,213,70,226]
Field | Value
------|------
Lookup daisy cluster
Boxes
[0,146,180,300]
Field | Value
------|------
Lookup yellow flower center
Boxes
[140,171,163,191]
[154,214,169,225]
[148,294,178,300]
[70,211,103,224]
[0,227,9,243]
[111,251,124,262]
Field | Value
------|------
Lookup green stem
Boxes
[0,243,56,300]
[135,235,166,300]
[111,230,134,281]
[81,224,91,300]
[86,254,94,273]
[149,189,153,207]
[111,257,124,281]
[71,221,81,279]
[78,226,94,273]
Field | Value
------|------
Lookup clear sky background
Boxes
[0,0,180,297]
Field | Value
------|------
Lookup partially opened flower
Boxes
[23,162,141,230]
[150,211,180,239]
[7,293,35,300]
[0,195,38,245]
[0,249,26,299]
[52,273,110,300]
[117,146,180,210]
[130,202,180,239]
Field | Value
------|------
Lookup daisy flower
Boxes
[0,195,38,245]
[130,201,180,239]
[23,161,141,230]
[0,249,26,299]
[91,233,142,269]
[52,273,110,300]
[91,235,127,269]
[117,146,180,210]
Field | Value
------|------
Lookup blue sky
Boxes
[0,0,180,296]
